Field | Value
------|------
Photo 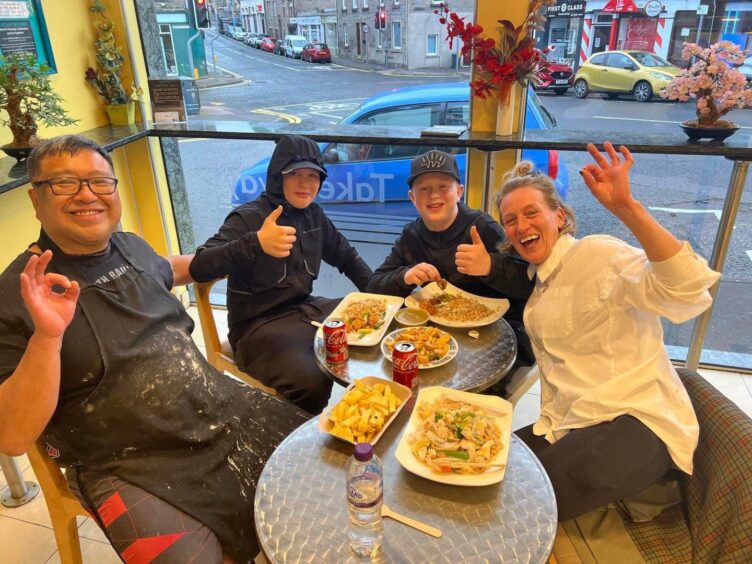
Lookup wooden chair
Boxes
[194,279,279,396]
[26,441,91,564]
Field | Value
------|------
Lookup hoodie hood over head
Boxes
[265,135,328,207]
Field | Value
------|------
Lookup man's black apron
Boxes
[38,234,308,563]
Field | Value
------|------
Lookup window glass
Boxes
[589,53,607,66]
[427,34,438,56]
[606,53,632,68]
[629,52,672,67]
[392,22,401,50]
[445,102,468,126]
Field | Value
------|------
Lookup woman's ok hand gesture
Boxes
[19,250,80,339]
[581,142,637,217]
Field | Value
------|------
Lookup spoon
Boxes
[382,504,442,538]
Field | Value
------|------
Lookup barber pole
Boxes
[324,319,349,364]
[392,342,418,389]
[580,17,592,65]
[653,18,669,58]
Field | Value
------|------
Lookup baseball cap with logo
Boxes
[406,150,461,187]
[281,160,328,178]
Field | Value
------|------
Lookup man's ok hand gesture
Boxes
[455,225,491,277]
[20,250,80,339]
[258,205,297,258]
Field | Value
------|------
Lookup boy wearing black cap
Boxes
[190,135,372,414]
[367,150,534,370]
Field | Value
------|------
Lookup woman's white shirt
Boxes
[524,234,720,474]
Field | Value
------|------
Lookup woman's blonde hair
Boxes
[494,161,577,252]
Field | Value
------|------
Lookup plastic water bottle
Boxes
[346,443,384,558]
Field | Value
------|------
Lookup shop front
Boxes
[543,0,586,69]
[292,15,323,43]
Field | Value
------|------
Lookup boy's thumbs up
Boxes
[265,205,284,226]
[469,225,483,246]
[258,205,297,258]
[455,224,491,277]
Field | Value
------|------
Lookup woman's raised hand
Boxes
[581,142,637,216]
[19,250,80,339]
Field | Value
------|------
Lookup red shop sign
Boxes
[603,0,639,13]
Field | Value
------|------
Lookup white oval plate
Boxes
[395,387,512,486]
[380,327,458,370]
[404,281,509,328]
[318,292,404,347]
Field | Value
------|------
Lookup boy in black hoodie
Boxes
[190,136,372,414]
[366,150,535,371]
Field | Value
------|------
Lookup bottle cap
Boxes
[353,443,374,462]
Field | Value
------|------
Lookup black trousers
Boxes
[235,297,339,415]
[516,416,673,521]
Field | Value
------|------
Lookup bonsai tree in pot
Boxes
[0,53,78,160]
[662,41,752,141]
[85,0,142,125]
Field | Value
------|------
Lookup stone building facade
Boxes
[336,0,473,69]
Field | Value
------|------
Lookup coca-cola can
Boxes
[324,318,349,364]
[392,341,418,389]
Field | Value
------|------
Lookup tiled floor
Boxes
[2,306,750,563]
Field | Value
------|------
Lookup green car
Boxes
[573,50,682,103]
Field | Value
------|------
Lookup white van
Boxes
[284,35,308,59]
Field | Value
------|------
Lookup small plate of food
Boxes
[320,293,404,346]
[381,326,458,369]
[319,377,412,445]
[404,281,508,328]
[394,307,430,326]
[395,387,512,486]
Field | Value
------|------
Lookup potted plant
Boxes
[85,0,142,125]
[0,53,78,161]
[662,41,752,142]
[435,0,556,136]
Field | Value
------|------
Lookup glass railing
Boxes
[142,121,752,372]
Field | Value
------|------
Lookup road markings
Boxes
[251,108,302,123]
[747,250,752,265]
[648,206,722,220]
[310,111,347,120]
[593,115,752,129]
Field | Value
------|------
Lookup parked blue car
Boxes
[232,82,569,207]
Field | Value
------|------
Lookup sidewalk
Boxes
[331,55,471,78]
[195,67,244,90]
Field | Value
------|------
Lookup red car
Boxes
[259,37,276,53]
[537,49,574,95]
[301,42,331,64]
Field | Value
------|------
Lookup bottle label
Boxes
[347,475,383,509]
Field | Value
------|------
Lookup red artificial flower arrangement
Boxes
[435,0,556,100]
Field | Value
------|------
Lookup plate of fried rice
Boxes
[404,282,509,328]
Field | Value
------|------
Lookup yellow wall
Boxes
[0,0,177,270]
[465,0,526,215]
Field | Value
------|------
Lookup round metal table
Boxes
[254,412,557,563]
[314,318,517,392]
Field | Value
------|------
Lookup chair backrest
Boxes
[26,441,90,564]
[194,279,279,396]
[677,368,752,563]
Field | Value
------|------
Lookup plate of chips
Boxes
[319,377,412,445]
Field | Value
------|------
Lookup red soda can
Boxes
[392,341,418,389]
[324,318,349,364]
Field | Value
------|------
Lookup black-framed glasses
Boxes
[32,177,119,196]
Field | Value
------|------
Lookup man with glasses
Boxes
[366,150,535,392]
[0,135,308,563]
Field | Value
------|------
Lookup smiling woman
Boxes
[497,143,720,521]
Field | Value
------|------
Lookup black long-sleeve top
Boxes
[366,203,533,321]
[190,136,372,346]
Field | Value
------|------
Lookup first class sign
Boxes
[546,1,586,17]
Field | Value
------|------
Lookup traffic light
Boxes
[192,0,210,29]
[377,8,387,30]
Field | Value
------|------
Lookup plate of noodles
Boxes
[404,281,509,328]
[395,387,512,486]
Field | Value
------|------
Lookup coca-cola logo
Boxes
[326,330,347,347]
[394,354,418,372]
